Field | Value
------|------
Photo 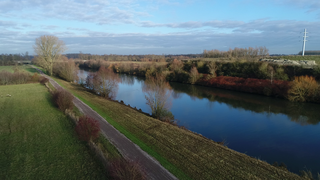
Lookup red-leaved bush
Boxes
[108,159,147,180]
[39,76,49,85]
[52,88,74,112]
[75,116,100,142]
[198,75,290,98]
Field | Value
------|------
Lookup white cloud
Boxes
[0,0,148,25]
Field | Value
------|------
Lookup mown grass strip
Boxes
[52,77,192,180]
[0,83,105,179]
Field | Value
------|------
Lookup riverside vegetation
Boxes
[74,56,320,104]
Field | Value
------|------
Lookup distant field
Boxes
[0,65,38,74]
[269,55,320,63]
[0,83,105,179]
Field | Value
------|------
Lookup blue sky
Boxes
[0,0,319,55]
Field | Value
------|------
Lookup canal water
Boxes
[78,69,320,175]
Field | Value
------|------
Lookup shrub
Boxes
[0,71,12,85]
[206,61,218,77]
[274,66,289,81]
[86,66,121,99]
[197,75,290,98]
[52,88,74,112]
[12,71,30,84]
[53,59,79,82]
[169,59,184,72]
[0,70,30,85]
[189,66,199,84]
[31,73,40,82]
[108,159,147,180]
[39,77,49,85]
[75,115,100,142]
[159,109,176,124]
[288,76,319,102]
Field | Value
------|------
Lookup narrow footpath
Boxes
[32,66,177,180]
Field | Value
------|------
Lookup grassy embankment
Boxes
[0,83,107,179]
[53,77,304,180]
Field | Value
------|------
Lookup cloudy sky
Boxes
[0,0,319,55]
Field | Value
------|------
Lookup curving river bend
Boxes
[78,69,320,175]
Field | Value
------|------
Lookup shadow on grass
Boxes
[24,68,38,74]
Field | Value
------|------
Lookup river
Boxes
[78,69,320,175]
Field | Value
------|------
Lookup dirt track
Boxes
[32,66,177,180]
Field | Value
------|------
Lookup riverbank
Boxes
[53,77,305,180]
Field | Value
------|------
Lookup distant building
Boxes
[298,50,320,55]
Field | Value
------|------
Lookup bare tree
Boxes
[86,66,121,99]
[189,66,199,84]
[143,73,173,121]
[33,35,66,76]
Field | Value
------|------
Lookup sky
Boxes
[0,0,319,55]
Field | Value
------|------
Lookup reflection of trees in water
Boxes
[169,82,320,125]
[172,91,182,99]
[119,74,135,85]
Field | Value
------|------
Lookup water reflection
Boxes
[169,82,320,126]
[120,74,135,86]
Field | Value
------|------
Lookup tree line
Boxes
[0,52,31,65]
[64,53,201,62]
[203,47,269,59]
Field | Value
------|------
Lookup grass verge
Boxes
[0,65,38,74]
[52,77,304,180]
[0,83,106,179]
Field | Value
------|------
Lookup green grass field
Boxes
[0,83,106,179]
[0,65,39,74]
[269,55,320,64]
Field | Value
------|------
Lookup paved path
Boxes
[32,66,177,180]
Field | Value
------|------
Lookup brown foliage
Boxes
[198,75,289,98]
[189,66,199,84]
[39,77,49,85]
[108,159,147,180]
[203,46,269,59]
[0,70,30,85]
[75,115,100,142]
[31,73,40,82]
[86,66,121,99]
[0,71,12,85]
[169,59,184,72]
[53,59,79,82]
[288,76,319,102]
[52,88,74,112]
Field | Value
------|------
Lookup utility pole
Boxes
[302,29,308,56]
